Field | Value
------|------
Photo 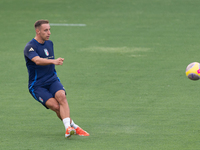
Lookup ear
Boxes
[35,28,40,34]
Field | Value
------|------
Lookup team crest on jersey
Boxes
[39,97,43,102]
[44,48,49,56]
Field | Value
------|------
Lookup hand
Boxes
[54,57,64,65]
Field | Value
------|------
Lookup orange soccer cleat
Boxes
[65,127,76,138]
[75,127,90,136]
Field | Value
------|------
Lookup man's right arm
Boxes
[31,56,64,66]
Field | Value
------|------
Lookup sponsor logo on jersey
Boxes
[29,47,34,52]
[44,48,49,56]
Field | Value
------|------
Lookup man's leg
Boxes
[45,98,62,120]
[54,90,75,138]
[45,90,89,137]
[54,90,70,120]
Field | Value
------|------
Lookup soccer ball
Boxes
[186,62,200,80]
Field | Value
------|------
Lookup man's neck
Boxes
[34,37,45,44]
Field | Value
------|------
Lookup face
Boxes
[37,23,51,42]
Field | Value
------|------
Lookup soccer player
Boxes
[24,20,89,138]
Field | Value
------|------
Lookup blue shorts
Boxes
[29,80,66,109]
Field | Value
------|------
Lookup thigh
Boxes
[49,80,66,97]
[29,86,53,109]
[45,97,60,111]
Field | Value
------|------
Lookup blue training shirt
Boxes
[24,38,58,89]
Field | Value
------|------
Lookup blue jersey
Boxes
[24,39,58,89]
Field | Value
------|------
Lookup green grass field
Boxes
[1,0,200,149]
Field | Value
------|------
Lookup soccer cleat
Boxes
[75,127,89,136]
[65,127,76,138]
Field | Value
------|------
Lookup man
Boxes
[24,20,89,138]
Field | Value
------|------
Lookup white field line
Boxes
[50,23,86,26]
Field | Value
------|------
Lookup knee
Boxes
[55,90,67,104]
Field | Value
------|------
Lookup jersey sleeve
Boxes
[24,44,39,60]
